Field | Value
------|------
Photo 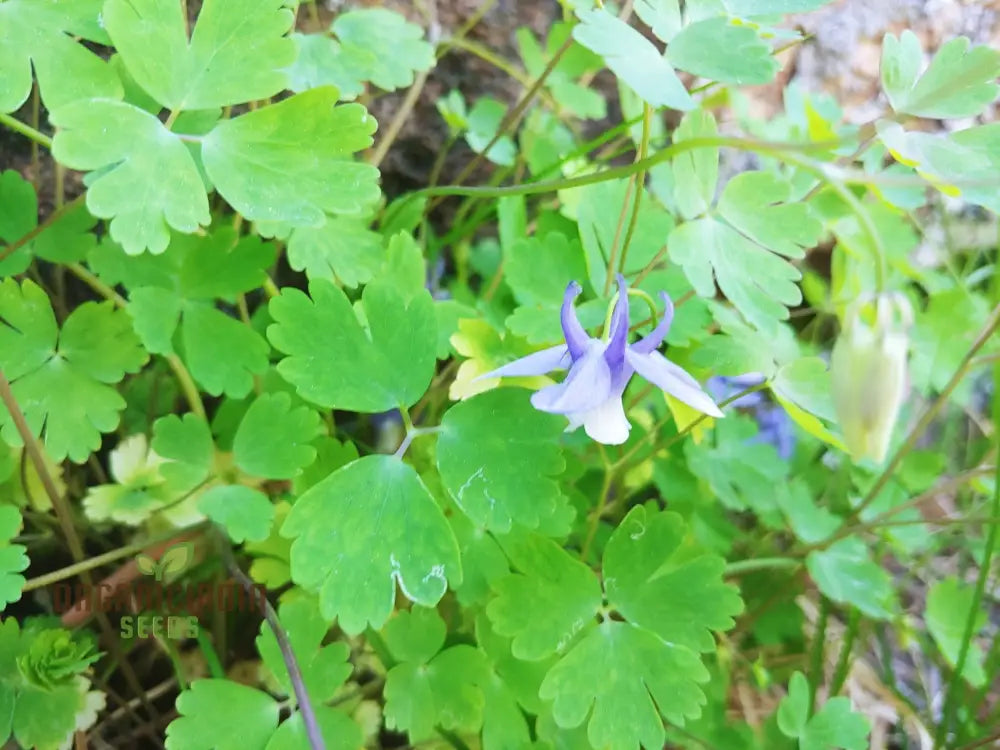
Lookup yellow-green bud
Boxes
[830,293,912,464]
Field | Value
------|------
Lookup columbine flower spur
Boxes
[479,275,723,445]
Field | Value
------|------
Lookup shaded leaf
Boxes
[202,87,380,226]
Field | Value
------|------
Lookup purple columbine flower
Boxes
[478,275,723,445]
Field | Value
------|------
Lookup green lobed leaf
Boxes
[669,171,821,331]
[181,302,270,398]
[475,615,552,749]
[199,486,274,544]
[103,0,295,111]
[465,98,518,166]
[233,393,321,480]
[806,538,896,620]
[151,413,214,493]
[90,229,274,394]
[539,621,709,750]
[437,389,571,533]
[517,22,607,120]
[202,87,381,226]
[634,0,682,43]
[330,8,435,91]
[256,596,352,702]
[684,415,787,517]
[166,679,280,750]
[29,203,99,265]
[0,170,35,277]
[604,506,743,652]
[670,109,719,221]
[0,506,28,612]
[268,278,436,413]
[0,0,121,113]
[0,280,148,462]
[292,436,360,496]
[286,33,365,99]
[778,671,870,750]
[382,605,446,664]
[51,100,210,255]
[925,577,988,687]
[775,480,841,545]
[12,675,103,750]
[486,533,602,660]
[281,455,461,634]
[668,17,780,85]
[771,356,846,451]
[287,217,384,287]
[264,707,362,750]
[449,512,510,607]
[881,30,1000,119]
[572,8,694,111]
[382,607,490,741]
[504,232,588,307]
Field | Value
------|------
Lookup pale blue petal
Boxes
[475,345,570,381]
[581,395,631,444]
[625,348,723,417]
[605,274,630,369]
[560,281,589,360]
[632,291,675,354]
[531,341,612,414]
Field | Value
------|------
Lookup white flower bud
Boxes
[831,293,912,464]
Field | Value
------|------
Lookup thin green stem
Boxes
[807,598,830,716]
[29,84,40,183]
[580,451,614,563]
[617,103,653,276]
[603,179,635,296]
[936,454,999,746]
[723,557,800,576]
[633,245,669,287]
[21,523,208,592]
[781,153,887,291]
[417,135,843,204]
[444,37,533,87]
[799,467,992,554]
[830,608,861,694]
[0,111,52,148]
[195,629,226,680]
[430,34,575,209]
[936,281,1000,747]
[0,195,85,265]
[435,0,500,57]
[369,70,429,168]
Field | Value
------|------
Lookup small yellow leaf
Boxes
[664,393,714,444]
[772,394,846,452]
